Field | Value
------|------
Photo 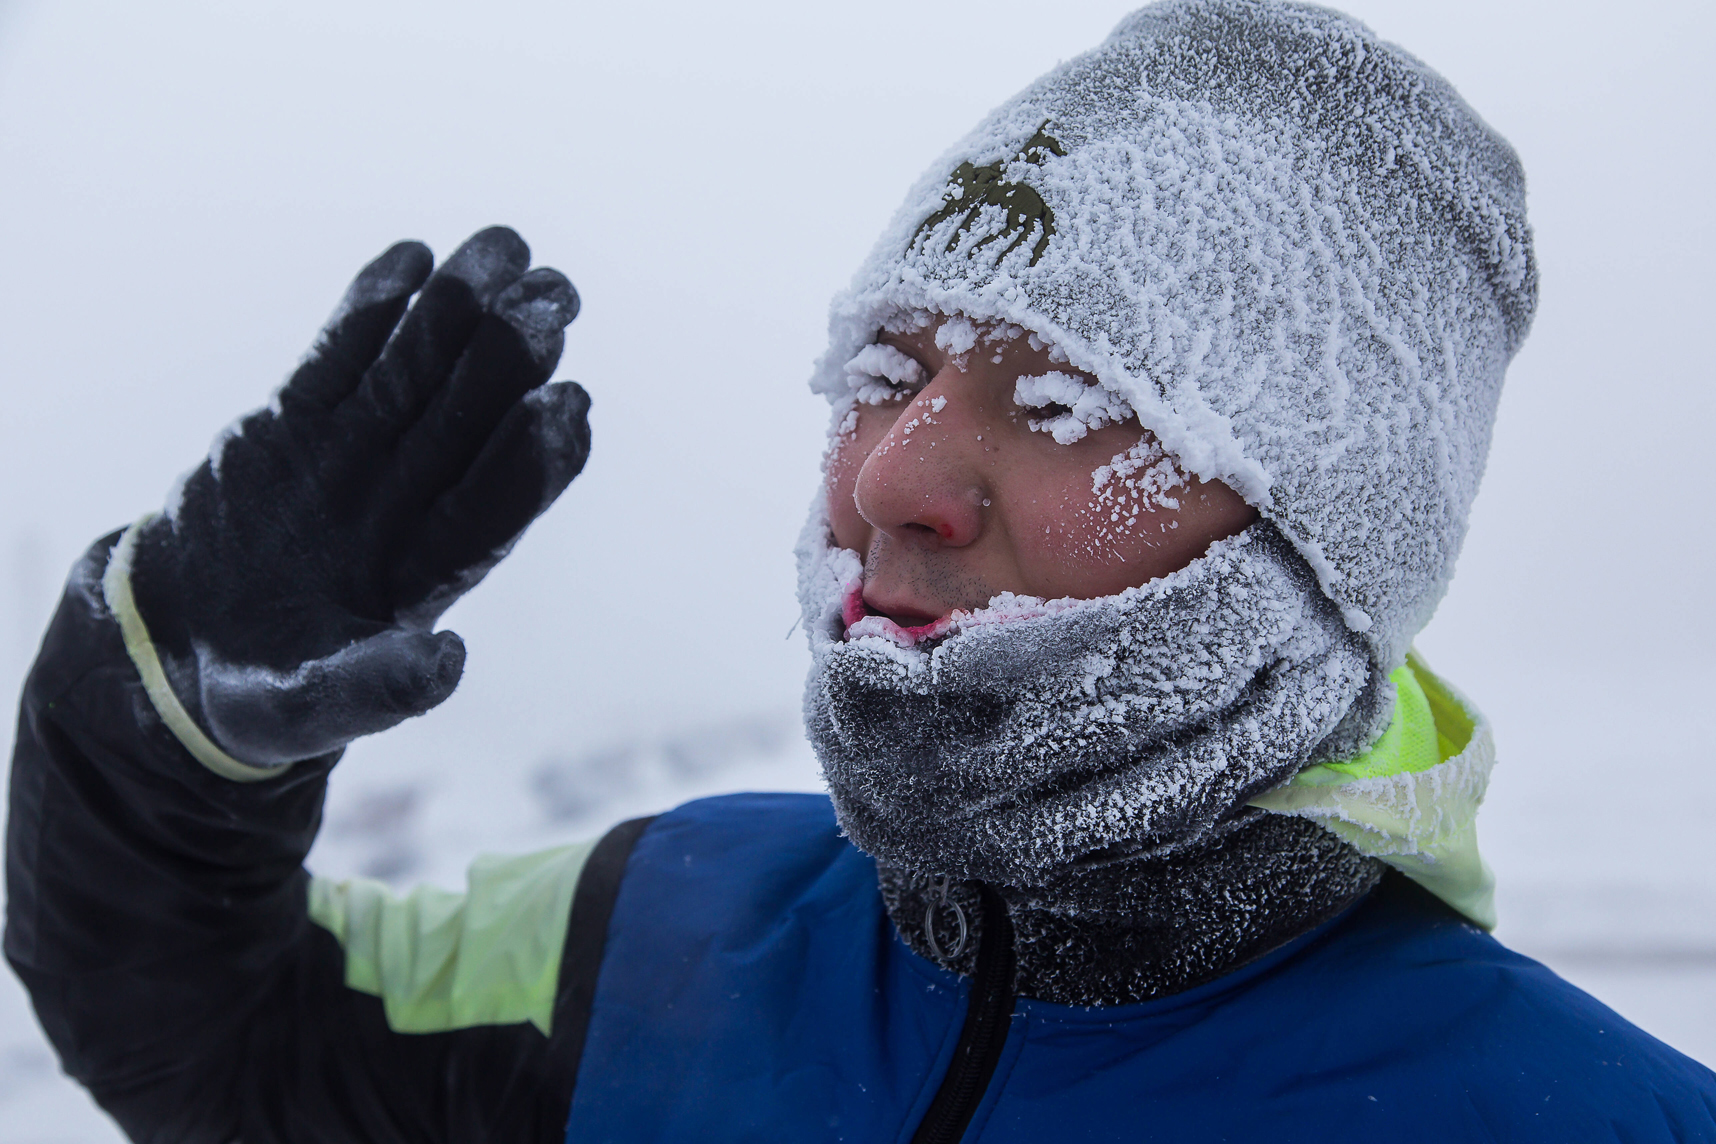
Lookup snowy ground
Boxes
[2,659,1712,1141]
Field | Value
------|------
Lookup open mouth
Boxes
[838,582,1065,647]
[841,586,957,646]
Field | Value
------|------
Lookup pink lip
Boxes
[842,586,958,646]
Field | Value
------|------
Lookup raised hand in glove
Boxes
[113,227,589,774]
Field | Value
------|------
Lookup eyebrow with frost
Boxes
[826,316,1257,639]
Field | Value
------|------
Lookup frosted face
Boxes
[827,317,1256,631]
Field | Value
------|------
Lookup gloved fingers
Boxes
[391,381,591,621]
[199,628,467,767]
[275,241,433,417]
[385,267,578,512]
[337,226,531,445]
[491,265,579,367]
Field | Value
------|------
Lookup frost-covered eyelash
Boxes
[843,343,927,404]
[1013,371,1131,444]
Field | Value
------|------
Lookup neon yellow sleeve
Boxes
[308,840,597,1035]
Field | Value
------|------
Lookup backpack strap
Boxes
[544,815,658,1126]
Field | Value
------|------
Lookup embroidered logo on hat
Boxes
[911,123,1066,266]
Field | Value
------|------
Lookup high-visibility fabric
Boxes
[565,793,1716,1143]
[309,841,596,1035]
[1251,651,1498,927]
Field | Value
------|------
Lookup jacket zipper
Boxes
[911,885,1017,1144]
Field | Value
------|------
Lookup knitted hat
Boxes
[810,0,1536,672]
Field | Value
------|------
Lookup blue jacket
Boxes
[569,793,1716,1143]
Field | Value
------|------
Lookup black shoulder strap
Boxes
[543,814,657,1136]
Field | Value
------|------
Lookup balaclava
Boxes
[798,0,1533,1001]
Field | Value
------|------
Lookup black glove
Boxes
[125,226,590,767]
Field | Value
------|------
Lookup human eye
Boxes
[1013,372,1129,444]
[842,343,927,405]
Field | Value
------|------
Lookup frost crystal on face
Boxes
[1025,330,1070,364]
[843,343,926,404]
[882,306,933,331]
[982,322,1025,363]
[933,315,979,359]
[1014,371,1133,444]
[834,406,861,438]
[1091,438,1187,512]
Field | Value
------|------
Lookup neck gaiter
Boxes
[800,519,1385,894]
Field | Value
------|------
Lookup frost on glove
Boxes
[125,227,590,768]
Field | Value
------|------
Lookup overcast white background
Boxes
[1,0,1712,1137]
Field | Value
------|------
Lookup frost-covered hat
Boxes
[811,0,1536,672]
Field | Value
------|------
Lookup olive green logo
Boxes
[911,124,1066,267]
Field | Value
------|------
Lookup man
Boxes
[8,1,1715,1141]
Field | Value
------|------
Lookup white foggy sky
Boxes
[2,0,1712,708]
[2,2,1715,1127]
[0,0,1711,850]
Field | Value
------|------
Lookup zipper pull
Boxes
[924,874,970,960]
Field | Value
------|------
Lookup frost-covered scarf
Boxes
[800,519,1383,890]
